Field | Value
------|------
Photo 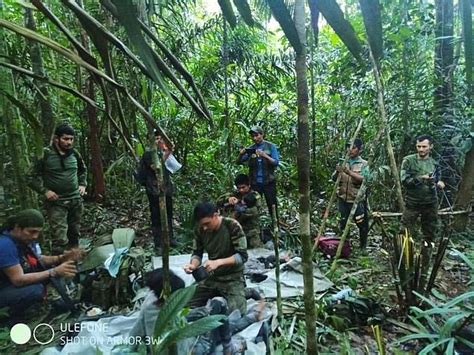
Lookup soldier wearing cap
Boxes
[236,126,280,222]
[333,138,369,249]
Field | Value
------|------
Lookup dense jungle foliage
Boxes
[0,0,473,353]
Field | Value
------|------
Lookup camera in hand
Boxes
[245,148,256,155]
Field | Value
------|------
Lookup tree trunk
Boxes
[453,0,473,230]
[369,48,405,212]
[295,1,317,353]
[433,0,454,118]
[24,8,55,148]
[433,0,458,205]
[85,77,106,201]
[78,21,105,202]
[308,0,320,163]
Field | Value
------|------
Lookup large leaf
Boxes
[218,0,237,28]
[154,284,197,338]
[308,0,321,39]
[313,0,364,63]
[111,0,169,94]
[157,315,226,352]
[30,0,97,66]
[0,19,120,87]
[266,0,303,54]
[233,0,255,27]
[0,61,100,108]
[359,0,383,63]
[101,0,211,120]
[418,337,452,355]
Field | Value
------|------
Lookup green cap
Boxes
[8,209,44,228]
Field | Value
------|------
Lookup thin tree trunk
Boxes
[295,1,317,353]
[85,77,106,201]
[369,49,405,212]
[433,0,454,118]
[79,19,105,202]
[24,8,55,149]
[308,0,320,163]
[398,0,412,167]
[453,0,473,230]
[223,17,231,161]
[434,0,456,204]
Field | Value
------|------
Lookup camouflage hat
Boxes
[249,126,263,135]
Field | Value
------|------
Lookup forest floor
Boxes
[1,197,472,354]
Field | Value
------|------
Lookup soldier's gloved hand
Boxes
[45,190,59,201]
[55,260,77,278]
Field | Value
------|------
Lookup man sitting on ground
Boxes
[0,209,83,320]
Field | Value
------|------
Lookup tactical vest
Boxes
[247,141,276,185]
[337,158,367,203]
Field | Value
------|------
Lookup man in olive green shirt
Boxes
[400,134,445,243]
[184,202,248,314]
[28,124,87,254]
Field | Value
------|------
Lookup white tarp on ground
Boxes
[152,248,333,299]
[42,249,332,355]
[41,299,274,355]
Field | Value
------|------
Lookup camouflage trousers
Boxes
[45,198,83,254]
[400,203,439,243]
[245,228,263,249]
[187,275,246,315]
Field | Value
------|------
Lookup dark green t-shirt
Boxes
[400,154,439,206]
[192,217,247,280]
[28,146,87,200]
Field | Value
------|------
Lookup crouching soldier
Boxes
[218,174,263,248]
[184,202,248,315]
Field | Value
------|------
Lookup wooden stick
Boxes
[372,210,468,218]
[272,205,283,321]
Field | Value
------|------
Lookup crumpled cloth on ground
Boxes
[104,247,128,278]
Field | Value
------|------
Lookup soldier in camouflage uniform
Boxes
[400,134,445,242]
[218,174,262,248]
[28,124,87,254]
[184,202,248,315]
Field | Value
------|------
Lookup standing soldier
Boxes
[28,124,86,254]
[400,134,445,242]
[333,138,369,249]
[236,126,280,223]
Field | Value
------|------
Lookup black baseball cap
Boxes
[346,138,363,149]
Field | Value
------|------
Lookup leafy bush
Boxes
[396,291,474,354]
